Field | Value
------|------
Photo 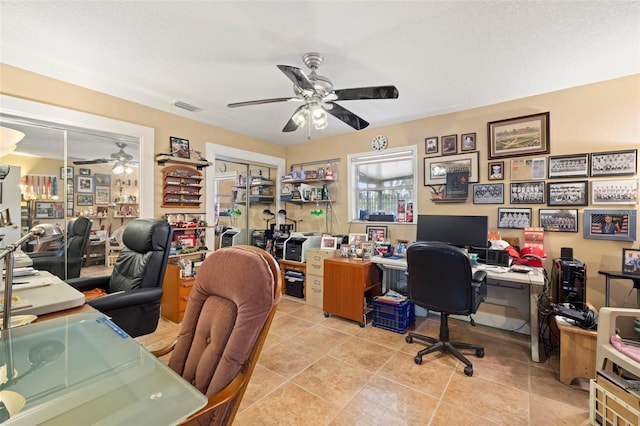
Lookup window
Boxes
[348,146,418,223]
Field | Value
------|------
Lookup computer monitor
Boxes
[416,214,489,249]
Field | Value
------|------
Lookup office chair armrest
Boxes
[28,252,59,259]
[65,275,111,292]
[88,287,163,311]
[471,270,488,302]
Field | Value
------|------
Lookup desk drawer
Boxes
[306,273,323,308]
[306,249,335,275]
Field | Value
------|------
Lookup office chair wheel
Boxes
[323,312,330,318]
[414,355,422,365]
[476,348,484,358]
[406,335,413,343]
[464,366,473,377]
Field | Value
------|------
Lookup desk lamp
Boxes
[262,209,276,228]
[0,224,62,330]
[277,209,302,232]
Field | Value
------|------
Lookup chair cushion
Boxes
[169,246,274,397]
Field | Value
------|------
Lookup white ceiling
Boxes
[1,1,639,147]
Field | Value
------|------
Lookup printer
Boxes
[219,227,253,249]
[283,232,321,263]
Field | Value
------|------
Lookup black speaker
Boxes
[551,258,587,305]
[560,247,573,261]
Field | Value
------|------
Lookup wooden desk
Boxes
[323,257,382,327]
[555,315,597,385]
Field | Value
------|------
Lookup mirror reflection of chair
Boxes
[66,218,173,337]
[29,216,92,280]
[159,245,281,425]
[405,241,487,376]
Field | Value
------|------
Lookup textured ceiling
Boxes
[1,1,639,147]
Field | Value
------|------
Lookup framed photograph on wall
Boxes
[461,133,476,152]
[487,112,550,159]
[76,175,94,194]
[366,226,388,243]
[510,157,546,180]
[441,134,458,155]
[591,178,638,205]
[510,181,545,204]
[498,207,532,229]
[424,151,479,185]
[590,149,637,177]
[76,194,94,206]
[548,153,589,178]
[95,185,110,205]
[79,168,91,176]
[60,166,73,179]
[488,161,504,180]
[320,236,338,250]
[539,209,578,233]
[34,202,64,219]
[622,248,640,275]
[473,183,504,204]
[170,136,190,159]
[425,136,438,154]
[546,180,588,206]
[583,209,636,241]
[94,173,111,186]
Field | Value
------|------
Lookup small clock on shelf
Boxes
[371,134,388,151]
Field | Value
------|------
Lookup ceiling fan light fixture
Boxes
[124,164,134,175]
[112,162,125,175]
[312,107,328,130]
[292,108,308,128]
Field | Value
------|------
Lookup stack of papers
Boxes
[1,267,38,277]
[375,290,407,304]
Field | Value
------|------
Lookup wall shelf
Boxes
[155,153,211,170]
[431,198,467,203]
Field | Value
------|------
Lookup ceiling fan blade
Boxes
[277,65,315,92]
[325,102,370,130]
[72,158,110,165]
[227,97,299,108]
[282,105,308,132]
[333,85,399,101]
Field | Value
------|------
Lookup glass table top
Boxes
[0,311,206,425]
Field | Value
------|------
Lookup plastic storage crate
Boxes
[372,298,415,334]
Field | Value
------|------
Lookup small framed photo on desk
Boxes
[622,248,640,275]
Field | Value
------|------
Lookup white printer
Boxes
[283,232,321,263]
[219,227,253,248]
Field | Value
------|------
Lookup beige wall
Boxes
[1,63,639,309]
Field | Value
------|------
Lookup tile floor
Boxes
[136,295,591,425]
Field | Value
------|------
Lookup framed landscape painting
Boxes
[487,112,550,159]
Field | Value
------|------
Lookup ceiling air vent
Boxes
[171,100,202,112]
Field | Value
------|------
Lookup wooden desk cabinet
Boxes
[279,259,306,297]
[161,263,195,323]
[323,257,382,327]
[555,316,597,385]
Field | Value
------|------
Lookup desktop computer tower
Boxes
[551,258,587,306]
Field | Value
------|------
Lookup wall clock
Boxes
[371,135,388,151]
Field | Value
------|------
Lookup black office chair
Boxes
[29,216,92,280]
[405,241,487,376]
[66,218,173,337]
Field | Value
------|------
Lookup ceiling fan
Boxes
[227,52,399,132]
[73,142,133,166]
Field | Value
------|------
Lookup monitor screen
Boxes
[416,214,489,248]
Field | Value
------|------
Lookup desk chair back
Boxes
[169,245,281,426]
[407,241,477,315]
[30,216,92,280]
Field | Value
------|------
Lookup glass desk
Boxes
[0,311,206,425]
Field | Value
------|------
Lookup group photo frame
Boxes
[591,178,638,205]
[546,180,588,206]
[473,183,504,204]
[498,207,532,229]
[487,112,550,159]
[76,194,94,206]
[590,149,637,177]
[583,209,637,241]
[510,181,545,204]
[548,153,589,178]
[539,208,578,233]
[424,151,479,185]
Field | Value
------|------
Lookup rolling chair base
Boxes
[406,313,484,376]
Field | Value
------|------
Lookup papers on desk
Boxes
[475,264,511,273]
[0,276,54,291]
[0,295,33,311]
[1,267,38,277]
